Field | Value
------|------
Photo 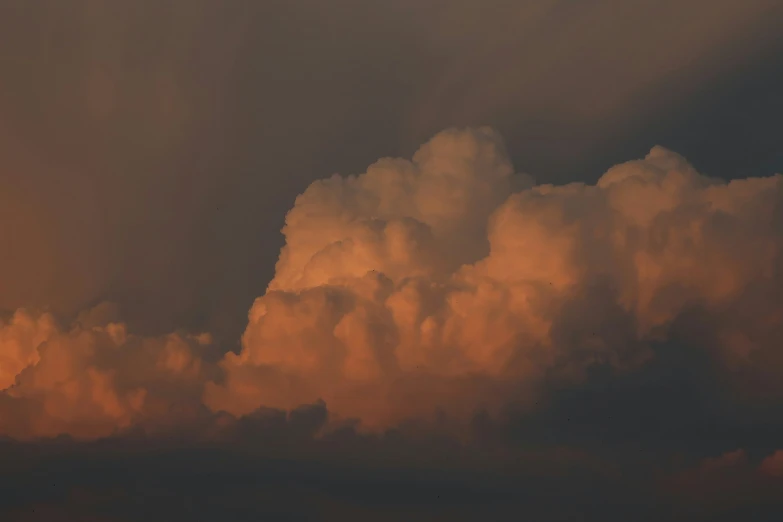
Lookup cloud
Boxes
[760,450,783,477]
[1,3,782,517]
[663,448,783,520]
[0,310,57,391]
[1,125,781,445]
[0,305,215,440]
[0,429,648,522]
[205,127,783,429]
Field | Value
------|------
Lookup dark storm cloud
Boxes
[0,399,781,521]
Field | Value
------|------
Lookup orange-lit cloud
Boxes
[760,450,783,477]
[0,310,58,392]
[1,126,781,438]
[205,127,783,428]
[665,447,783,516]
[0,305,213,440]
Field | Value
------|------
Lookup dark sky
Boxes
[1,1,783,520]
[2,0,782,339]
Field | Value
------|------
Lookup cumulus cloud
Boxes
[0,310,58,391]
[1,126,781,439]
[204,127,783,428]
[0,305,214,440]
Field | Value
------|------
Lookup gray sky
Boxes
[2,0,782,341]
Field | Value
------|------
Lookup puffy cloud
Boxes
[0,310,58,391]
[0,305,214,440]
[268,127,531,292]
[205,127,783,428]
[2,126,781,438]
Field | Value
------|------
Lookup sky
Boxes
[1,1,783,520]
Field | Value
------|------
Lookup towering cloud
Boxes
[1,127,781,438]
[204,127,783,428]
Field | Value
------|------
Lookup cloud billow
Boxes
[1,127,781,441]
